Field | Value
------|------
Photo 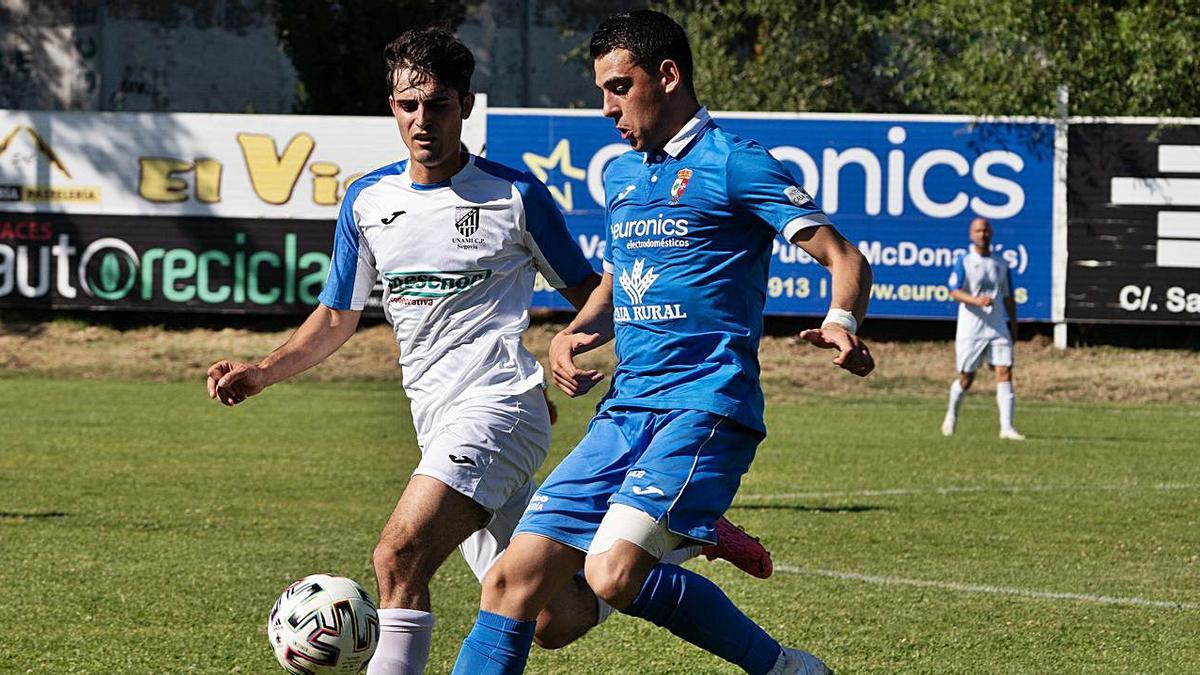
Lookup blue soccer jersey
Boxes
[599,108,831,433]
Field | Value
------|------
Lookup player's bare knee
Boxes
[480,558,522,605]
[996,366,1012,382]
[959,372,975,389]
[583,554,641,609]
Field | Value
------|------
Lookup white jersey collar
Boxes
[646,107,711,163]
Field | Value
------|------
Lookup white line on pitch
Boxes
[804,400,1200,418]
[735,483,1200,501]
[776,565,1200,610]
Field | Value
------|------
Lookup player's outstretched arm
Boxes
[791,225,875,377]
[550,272,614,397]
[206,304,361,406]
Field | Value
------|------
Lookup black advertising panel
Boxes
[1067,123,1200,324]
[0,214,380,314]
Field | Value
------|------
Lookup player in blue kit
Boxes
[209,27,772,674]
[452,10,874,675]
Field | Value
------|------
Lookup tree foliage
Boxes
[660,0,900,113]
[656,0,1200,116]
[273,0,465,115]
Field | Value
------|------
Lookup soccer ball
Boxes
[267,574,380,675]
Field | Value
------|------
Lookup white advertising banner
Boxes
[0,98,487,219]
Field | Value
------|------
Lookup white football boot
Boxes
[999,428,1026,441]
[941,415,956,437]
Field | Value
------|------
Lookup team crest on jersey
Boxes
[454,207,480,237]
[452,206,485,249]
[669,168,693,205]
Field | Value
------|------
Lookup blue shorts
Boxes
[513,407,761,551]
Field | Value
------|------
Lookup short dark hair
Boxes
[590,10,695,98]
[384,26,474,99]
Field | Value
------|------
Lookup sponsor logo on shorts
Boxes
[631,485,665,497]
[447,454,477,466]
[525,494,550,512]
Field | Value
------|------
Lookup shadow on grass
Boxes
[0,510,67,519]
[732,504,890,514]
[1026,434,1131,443]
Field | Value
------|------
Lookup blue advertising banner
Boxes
[488,110,1054,320]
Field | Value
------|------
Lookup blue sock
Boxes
[622,563,782,674]
[450,609,536,675]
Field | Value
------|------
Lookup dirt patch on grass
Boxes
[2,320,1197,405]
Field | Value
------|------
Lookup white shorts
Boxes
[457,479,536,581]
[956,335,1013,374]
[411,386,552,580]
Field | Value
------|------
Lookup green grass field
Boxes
[2,377,1197,673]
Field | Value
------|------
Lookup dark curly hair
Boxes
[384,26,474,100]
[590,10,695,98]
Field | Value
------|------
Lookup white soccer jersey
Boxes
[948,249,1014,341]
[319,155,593,438]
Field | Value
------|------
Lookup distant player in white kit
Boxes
[942,216,1024,440]
[207,26,773,674]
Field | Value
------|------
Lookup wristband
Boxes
[822,308,858,334]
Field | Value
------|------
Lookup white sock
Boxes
[366,608,436,675]
[997,381,1015,431]
[947,379,966,419]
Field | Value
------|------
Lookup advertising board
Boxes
[489,110,1055,320]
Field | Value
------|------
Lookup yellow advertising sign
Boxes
[0,105,487,218]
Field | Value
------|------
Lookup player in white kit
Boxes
[206,27,773,674]
[941,217,1025,440]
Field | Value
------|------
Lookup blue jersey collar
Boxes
[408,154,475,190]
